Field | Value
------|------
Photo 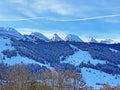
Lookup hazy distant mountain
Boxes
[100,39,118,44]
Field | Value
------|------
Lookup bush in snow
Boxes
[2,49,17,58]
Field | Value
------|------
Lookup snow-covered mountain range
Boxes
[100,39,118,44]
[0,27,119,44]
[0,27,120,88]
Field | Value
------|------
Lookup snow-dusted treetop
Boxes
[88,37,98,43]
[31,32,50,42]
[100,39,118,44]
[0,27,23,39]
[51,33,63,41]
[64,34,83,42]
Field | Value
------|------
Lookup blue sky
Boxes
[0,0,120,41]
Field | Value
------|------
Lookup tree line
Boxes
[0,63,120,90]
[0,63,85,90]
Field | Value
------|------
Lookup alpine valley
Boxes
[0,27,120,88]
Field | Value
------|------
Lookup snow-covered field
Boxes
[1,55,50,67]
[0,37,14,52]
[61,47,106,66]
[61,44,120,88]
[109,48,119,53]
[81,67,120,89]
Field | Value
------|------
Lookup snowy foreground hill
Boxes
[0,27,120,89]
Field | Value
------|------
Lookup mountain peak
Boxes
[0,27,22,39]
[51,33,63,41]
[88,37,98,43]
[64,34,83,42]
[30,32,50,42]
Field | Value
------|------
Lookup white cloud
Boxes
[32,0,76,15]
[0,0,76,20]
[0,0,120,23]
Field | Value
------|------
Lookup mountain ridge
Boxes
[0,27,23,39]
[0,27,120,88]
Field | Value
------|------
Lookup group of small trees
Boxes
[0,64,52,90]
[0,64,86,90]
[1,64,120,90]
[79,61,120,75]
[40,69,86,90]
[2,49,17,58]
[100,84,120,90]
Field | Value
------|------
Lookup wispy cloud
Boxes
[52,14,120,22]
[1,0,120,23]
[0,0,76,20]
[1,14,120,22]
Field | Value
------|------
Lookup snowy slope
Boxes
[81,67,120,89]
[0,37,51,69]
[23,34,37,43]
[64,34,83,42]
[100,39,118,44]
[0,27,23,39]
[1,55,51,68]
[51,33,63,41]
[61,45,120,88]
[31,32,50,42]
[109,48,119,53]
[61,45,106,66]
[88,37,98,43]
[0,37,14,53]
